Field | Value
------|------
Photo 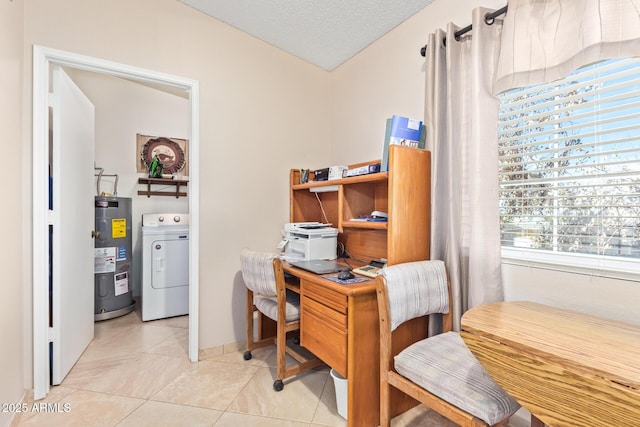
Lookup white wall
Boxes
[503,264,640,325]
[67,69,190,296]
[21,0,333,392]
[1,2,25,425]
[328,0,506,164]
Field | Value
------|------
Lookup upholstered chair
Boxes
[240,249,322,391]
[376,260,520,426]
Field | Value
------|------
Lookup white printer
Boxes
[280,222,339,260]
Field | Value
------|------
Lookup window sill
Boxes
[501,247,640,282]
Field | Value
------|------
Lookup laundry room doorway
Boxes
[32,46,200,400]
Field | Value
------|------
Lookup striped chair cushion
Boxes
[240,249,279,297]
[240,249,301,322]
[255,292,301,322]
[394,331,520,425]
[380,260,449,331]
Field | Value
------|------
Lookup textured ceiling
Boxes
[179,0,435,71]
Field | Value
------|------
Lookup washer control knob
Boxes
[174,215,181,223]
[159,216,164,222]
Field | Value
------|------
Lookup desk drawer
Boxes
[301,295,347,376]
[303,280,347,314]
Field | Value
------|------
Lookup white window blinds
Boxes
[498,58,640,260]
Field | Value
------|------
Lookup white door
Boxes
[50,65,95,384]
[34,47,200,401]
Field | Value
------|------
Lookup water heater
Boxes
[94,196,136,321]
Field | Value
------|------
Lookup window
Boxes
[498,58,640,278]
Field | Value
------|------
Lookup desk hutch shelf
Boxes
[137,177,188,198]
[289,144,430,265]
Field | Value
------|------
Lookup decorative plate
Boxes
[140,137,186,175]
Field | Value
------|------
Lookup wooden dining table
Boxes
[460,301,640,427]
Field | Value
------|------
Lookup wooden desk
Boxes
[460,301,640,427]
[283,263,421,427]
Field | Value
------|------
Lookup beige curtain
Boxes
[425,8,505,331]
[495,0,640,94]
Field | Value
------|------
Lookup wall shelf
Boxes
[138,177,188,198]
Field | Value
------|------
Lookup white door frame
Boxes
[32,45,200,399]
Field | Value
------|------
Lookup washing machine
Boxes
[141,213,189,321]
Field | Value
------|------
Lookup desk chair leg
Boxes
[274,313,287,391]
[244,288,255,361]
[380,374,391,427]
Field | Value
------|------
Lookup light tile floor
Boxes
[14,305,512,427]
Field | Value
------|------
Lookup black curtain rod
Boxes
[419,5,508,57]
